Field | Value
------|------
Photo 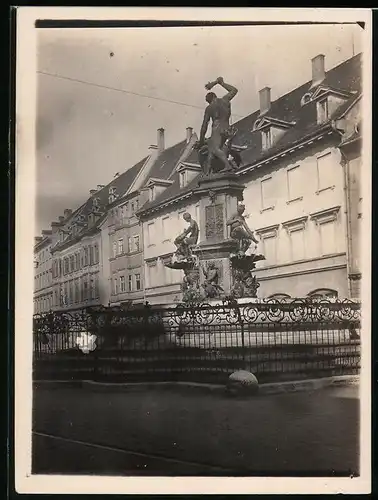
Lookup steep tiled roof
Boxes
[146,140,188,182]
[138,53,362,214]
[137,138,196,212]
[53,157,147,251]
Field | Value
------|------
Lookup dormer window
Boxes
[92,197,101,212]
[108,186,118,204]
[176,162,201,188]
[179,171,187,188]
[143,178,174,203]
[88,213,96,226]
[261,128,272,150]
[317,98,329,124]
[253,116,294,152]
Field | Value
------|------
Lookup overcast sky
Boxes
[36,24,362,233]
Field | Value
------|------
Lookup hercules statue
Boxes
[196,77,239,175]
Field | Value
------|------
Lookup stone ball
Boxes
[226,370,259,396]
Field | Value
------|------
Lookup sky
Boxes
[36,23,362,233]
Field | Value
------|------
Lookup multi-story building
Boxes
[106,127,195,306]
[33,230,53,313]
[34,52,363,310]
[49,202,109,310]
[137,53,362,304]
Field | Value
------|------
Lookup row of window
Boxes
[34,294,53,313]
[112,198,140,221]
[145,207,200,248]
[260,151,336,211]
[57,274,100,306]
[52,244,100,278]
[259,217,339,266]
[35,270,52,290]
[261,99,329,151]
[113,273,142,295]
[112,235,140,258]
[36,247,51,265]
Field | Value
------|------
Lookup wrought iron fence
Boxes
[33,298,361,385]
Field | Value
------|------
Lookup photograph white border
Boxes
[15,7,372,495]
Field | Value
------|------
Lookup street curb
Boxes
[33,375,359,396]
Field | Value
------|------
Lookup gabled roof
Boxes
[144,177,174,187]
[138,53,362,215]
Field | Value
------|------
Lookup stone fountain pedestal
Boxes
[165,171,265,302]
[192,172,243,299]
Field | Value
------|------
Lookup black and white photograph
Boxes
[15,7,371,495]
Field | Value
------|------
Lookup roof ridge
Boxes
[233,52,361,128]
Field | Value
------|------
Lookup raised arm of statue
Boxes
[217,77,238,102]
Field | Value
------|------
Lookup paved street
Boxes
[32,384,359,476]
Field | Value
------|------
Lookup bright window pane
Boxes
[263,236,276,265]
[290,229,305,261]
[287,166,302,200]
[320,221,336,255]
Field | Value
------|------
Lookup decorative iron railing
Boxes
[33,298,361,384]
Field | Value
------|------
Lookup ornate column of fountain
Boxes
[164,171,265,302]
[191,172,244,299]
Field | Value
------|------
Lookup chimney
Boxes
[97,184,105,190]
[41,229,52,237]
[34,236,43,244]
[90,189,97,196]
[64,208,72,218]
[311,54,325,87]
[259,87,271,115]
[186,127,193,143]
[51,221,61,234]
[58,216,65,223]
[157,128,165,153]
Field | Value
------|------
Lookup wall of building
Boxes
[34,240,53,313]
[344,148,362,298]
[108,194,145,305]
[241,140,348,298]
[142,200,201,304]
[51,232,105,310]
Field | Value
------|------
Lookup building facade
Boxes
[34,52,363,310]
[34,230,53,313]
[137,53,362,304]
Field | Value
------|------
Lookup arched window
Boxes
[268,293,291,300]
[307,288,338,299]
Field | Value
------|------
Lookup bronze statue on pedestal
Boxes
[227,203,259,256]
[165,213,199,270]
[195,77,240,176]
[173,212,199,260]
